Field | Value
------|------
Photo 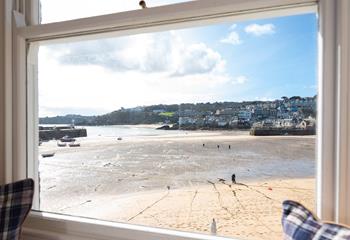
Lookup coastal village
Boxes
[171,96,316,131]
[39,96,317,139]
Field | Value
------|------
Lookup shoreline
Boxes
[40,123,316,134]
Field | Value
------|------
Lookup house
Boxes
[238,110,252,121]
[178,116,196,125]
[152,109,165,113]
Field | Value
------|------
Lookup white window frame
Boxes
[3,0,349,239]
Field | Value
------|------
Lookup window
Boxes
[34,13,318,239]
[7,1,346,239]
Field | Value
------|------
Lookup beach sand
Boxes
[39,129,315,239]
[43,178,315,240]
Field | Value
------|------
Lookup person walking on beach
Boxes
[232,174,236,184]
[229,145,231,149]
[217,145,220,149]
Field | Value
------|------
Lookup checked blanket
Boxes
[0,179,34,240]
[282,200,350,240]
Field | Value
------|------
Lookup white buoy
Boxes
[210,218,217,235]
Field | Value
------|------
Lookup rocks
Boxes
[156,124,179,130]
[156,125,171,130]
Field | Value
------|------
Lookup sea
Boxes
[41,124,248,139]
[84,125,183,138]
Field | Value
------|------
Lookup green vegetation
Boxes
[159,112,175,117]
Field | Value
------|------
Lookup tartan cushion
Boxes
[282,200,350,240]
[0,179,34,240]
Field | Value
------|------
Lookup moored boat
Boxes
[41,153,55,158]
[57,141,67,147]
[60,135,76,142]
[69,142,80,147]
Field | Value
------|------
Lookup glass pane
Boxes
[34,13,317,239]
[40,0,194,24]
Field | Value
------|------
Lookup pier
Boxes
[249,127,315,136]
[39,126,87,141]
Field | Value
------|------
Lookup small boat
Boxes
[60,135,76,142]
[41,153,55,158]
[69,142,80,147]
[117,137,122,141]
[57,141,67,147]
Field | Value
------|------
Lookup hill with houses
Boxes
[39,96,317,129]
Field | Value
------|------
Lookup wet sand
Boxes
[38,130,315,239]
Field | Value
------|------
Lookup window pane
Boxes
[40,0,194,24]
[34,13,317,239]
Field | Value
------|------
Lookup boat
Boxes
[57,141,67,147]
[41,153,55,158]
[69,142,80,147]
[60,135,76,142]
[117,137,122,140]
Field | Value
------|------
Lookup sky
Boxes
[38,1,318,117]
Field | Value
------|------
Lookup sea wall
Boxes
[39,128,87,141]
[250,127,315,136]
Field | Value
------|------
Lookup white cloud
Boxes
[38,60,231,116]
[220,31,242,45]
[230,24,237,30]
[244,24,275,36]
[232,75,248,85]
[173,43,226,76]
[53,32,226,77]
[39,32,233,117]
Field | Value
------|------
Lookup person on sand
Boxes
[232,174,236,184]
[229,145,231,149]
[217,145,220,149]
[139,0,147,8]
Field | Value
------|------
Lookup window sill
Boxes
[23,211,236,240]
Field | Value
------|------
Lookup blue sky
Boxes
[39,10,317,117]
[176,13,318,101]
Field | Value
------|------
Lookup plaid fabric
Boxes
[0,179,34,240]
[282,200,350,240]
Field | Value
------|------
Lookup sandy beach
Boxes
[38,127,315,239]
